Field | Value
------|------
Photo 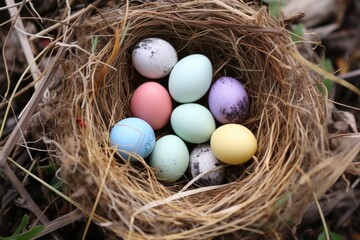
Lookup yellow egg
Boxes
[210,124,257,165]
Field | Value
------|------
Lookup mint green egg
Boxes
[149,135,189,183]
[171,103,216,144]
[169,54,213,103]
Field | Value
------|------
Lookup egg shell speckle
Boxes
[149,135,189,183]
[208,76,249,124]
[132,38,178,79]
[189,144,225,186]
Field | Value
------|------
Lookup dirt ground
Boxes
[0,0,359,239]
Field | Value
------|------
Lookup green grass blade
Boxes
[11,215,29,237]
[13,226,44,240]
[318,229,343,240]
[0,226,44,240]
[290,23,305,42]
[91,35,99,54]
[0,214,43,240]
[262,0,284,18]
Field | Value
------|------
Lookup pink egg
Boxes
[208,77,249,124]
[131,82,172,130]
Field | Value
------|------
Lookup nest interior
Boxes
[34,0,360,239]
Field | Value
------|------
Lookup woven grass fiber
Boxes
[35,0,360,239]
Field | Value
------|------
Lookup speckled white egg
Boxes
[132,38,178,79]
[189,144,225,186]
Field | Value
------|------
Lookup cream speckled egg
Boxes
[132,38,178,79]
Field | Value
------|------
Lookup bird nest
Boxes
[33,0,360,239]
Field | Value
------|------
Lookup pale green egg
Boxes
[169,54,212,103]
[171,103,216,144]
[149,135,189,183]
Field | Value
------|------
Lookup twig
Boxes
[0,3,66,239]
[0,32,62,168]
[0,44,63,174]
[0,43,50,139]
[7,156,106,223]
[337,68,360,80]
[29,7,90,41]
[13,25,53,40]
[5,0,42,89]
[27,0,42,22]
[0,4,95,238]
[0,2,57,235]
[313,191,330,240]
[294,52,360,96]
[0,0,32,11]
[351,178,360,189]
[0,55,64,240]
[2,163,53,231]
[34,210,84,239]
[328,99,360,111]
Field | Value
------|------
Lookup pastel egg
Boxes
[109,117,155,161]
[208,76,249,124]
[189,144,225,186]
[131,82,172,130]
[171,103,216,144]
[149,135,189,183]
[210,124,257,165]
[169,54,213,103]
[132,38,178,79]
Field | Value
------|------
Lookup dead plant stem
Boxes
[5,0,42,89]
[1,163,62,239]
[35,210,84,239]
[0,75,62,238]
[313,191,330,240]
[29,6,92,41]
[0,50,62,237]
[0,0,32,11]
[0,52,60,167]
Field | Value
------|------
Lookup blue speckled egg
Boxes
[109,117,155,161]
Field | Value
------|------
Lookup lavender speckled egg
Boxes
[189,144,225,186]
[208,77,249,124]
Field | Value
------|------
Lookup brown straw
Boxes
[35,1,360,239]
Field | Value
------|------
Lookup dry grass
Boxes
[30,0,360,239]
